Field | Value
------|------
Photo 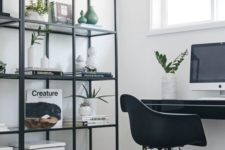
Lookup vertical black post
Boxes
[114,0,119,149]
[88,81,92,150]
[45,0,50,140]
[0,0,3,13]
[72,0,76,149]
[19,0,25,149]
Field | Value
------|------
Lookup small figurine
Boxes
[76,55,85,72]
[86,47,98,71]
[0,61,6,74]
[78,10,87,24]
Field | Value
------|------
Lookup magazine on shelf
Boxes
[26,89,63,128]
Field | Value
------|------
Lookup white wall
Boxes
[117,0,225,150]
[0,0,116,150]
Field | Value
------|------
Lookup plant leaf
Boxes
[82,84,89,98]
[97,97,109,103]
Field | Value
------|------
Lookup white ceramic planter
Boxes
[26,11,48,22]
[161,73,177,99]
[41,55,49,68]
[79,106,92,116]
[28,45,38,68]
[85,98,97,116]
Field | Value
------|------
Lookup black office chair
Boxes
[121,94,207,150]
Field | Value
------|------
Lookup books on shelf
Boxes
[63,115,110,127]
[0,147,13,150]
[81,72,113,78]
[64,72,113,78]
[11,140,66,150]
[15,67,63,76]
[0,123,10,132]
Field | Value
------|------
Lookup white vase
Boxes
[79,106,92,116]
[86,47,98,69]
[41,55,49,68]
[161,74,177,99]
[85,98,97,116]
[28,45,38,68]
[26,11,48,22]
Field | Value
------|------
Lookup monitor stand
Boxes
[198,91,225,100]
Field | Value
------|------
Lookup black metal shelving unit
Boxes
[0,0,119,150]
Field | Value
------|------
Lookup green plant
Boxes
[26,0,48,16]
[0,61,6,72]
[66,84,113,103]
[31,26,48,46]
[155,49,188,74]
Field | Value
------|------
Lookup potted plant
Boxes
[68,84,113,116]
[25,0,49,22]
[28,26,46,67]
[0,61,6,74]
[155,49,188,99]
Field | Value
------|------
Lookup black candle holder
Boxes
[0,0,10,16]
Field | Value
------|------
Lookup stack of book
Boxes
[76,115,110,127]
[15,67,63,76]
[81,72,113,78]
[0,123,9,132]
[0,147,13,150]
[63,115,110,127]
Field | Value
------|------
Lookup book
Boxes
[81,72,113,78]
[15,67,63,76]
[11,140,66,150]
[76,120,110,127]
[0,147,13,150]
[16,67,62,72]
[26,89,63,128]
[76,115,110,121]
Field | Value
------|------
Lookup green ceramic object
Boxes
[85,6,99,25]
[78,10,87,24]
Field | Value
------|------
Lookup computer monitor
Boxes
[190,42,225,91]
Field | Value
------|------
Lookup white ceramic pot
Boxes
[26,11,48,22]
[41,55,49,68]
[161,73,177,99]
[28,45,38,67]
[79,106,92,116]
[85,98,97,116]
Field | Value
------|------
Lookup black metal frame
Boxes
[0,0,119,150]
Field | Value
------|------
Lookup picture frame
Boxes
[50,1,72,24]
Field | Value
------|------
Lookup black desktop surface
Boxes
[142,99,225,120]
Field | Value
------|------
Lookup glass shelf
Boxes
[24,75,73,81]
[1,20,116,37]
[76,76,116,81]
[75,24,116,37]
[0,16,20,26]
[25,127,73,133]
[0,74,20,79]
